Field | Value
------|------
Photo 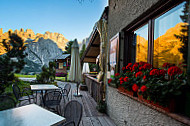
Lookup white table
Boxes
[30,84,59,91]
[0,104,65,126]
[30,84,60,105]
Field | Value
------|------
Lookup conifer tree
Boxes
[0,32,26,94]
[175,1,189,64]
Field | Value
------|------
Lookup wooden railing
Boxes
[84,74,103,102]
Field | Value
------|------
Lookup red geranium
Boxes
[124,77,129,82]
[119,77,124,81]
[139,62,146,66]
[135,71,143,78]
[122,67,125,71]
[126,63,132,67]
[140,85,147,92]
[150,69,159,76]
[143,63,152,70]
[168,66,183,76]
[115,73,120,77]
[159,69,167,76]
[108,79,112,84]
[143,75,146,80]
[120,80,124,85]
[162,62,172,68]
[132,84,139,92]
[139,66,144,71]
[132,63,139,71]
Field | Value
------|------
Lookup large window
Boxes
[153,1,187,68]
[134,24,148,63]
[127,1,188,68]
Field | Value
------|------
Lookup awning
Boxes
[81,28,100,63]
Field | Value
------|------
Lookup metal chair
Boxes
[43,90,62,114]
[0,95,16,111]
[12,84,35,106]
[59,83,71,103]
[62,100,83,126]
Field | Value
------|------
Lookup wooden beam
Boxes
[91,44,100,47]
[85,56,97,58]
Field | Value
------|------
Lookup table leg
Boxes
[36,91,37,104]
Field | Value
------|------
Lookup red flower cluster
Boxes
[108,79,112,84]
[125,63,132,71]
[143,75,146,80]
[135,71,143,78]
[119,77,124,84]
[162,63,172,68]
[168,66,183,76]
[140,85,147,92]
[119,77,124,81]
[132,84,139,92]
[139,62,146,66]
[150,69,159,76]
[132,63,139,71]
[122,67,125,71]
[115,73,120,77]
[143,63,152,70]
[139,66,144,71]
[126,63,132,67]
[124,77,129,82]
[159,69,167,76]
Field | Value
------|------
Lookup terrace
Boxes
[0,80,116,126]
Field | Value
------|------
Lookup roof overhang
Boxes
[81,28,100,63]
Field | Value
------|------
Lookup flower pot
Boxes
[125,89,134,96]
[137,93,143,101]
[147,99,175,112]
[118,86,133,96]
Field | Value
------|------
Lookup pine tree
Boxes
[64,40,75,54]
[0,32,27,94]
[175,1,189,65]
[80,44,86,58]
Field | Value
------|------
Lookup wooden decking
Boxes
[20,81,116,126]
[73,90,116,126]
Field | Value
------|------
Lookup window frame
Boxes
[123,0,186,67]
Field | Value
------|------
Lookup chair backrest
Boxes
[43,91,62,106]
[0,95,16,111]
[64,100,83,126]
[64,84,71,96]
[12,84,21,100]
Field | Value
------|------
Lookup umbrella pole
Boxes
[74,82,82,97]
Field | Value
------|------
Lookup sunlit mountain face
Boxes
[0,28,68,55]
[134,22,187,68]
[153,22,187,68]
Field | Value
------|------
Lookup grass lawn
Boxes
[55,74,69,82]
[14,74,36,78]
[4,80,31,101]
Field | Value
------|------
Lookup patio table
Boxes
[0,104,65,126]
[30,84,60,105]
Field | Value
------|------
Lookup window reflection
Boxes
[153,1,188,68]
[134,24,148,63]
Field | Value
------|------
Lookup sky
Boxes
[0,0,108,42]
[135,1,185,40]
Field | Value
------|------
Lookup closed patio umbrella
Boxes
[69,39,82,96]
[82,63,90,74]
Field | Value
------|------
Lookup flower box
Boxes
[118,86,133,96]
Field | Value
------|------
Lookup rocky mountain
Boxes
[0,28,68,55]
[25,38,63,66]
[0,28,67,73]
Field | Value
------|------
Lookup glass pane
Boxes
[134,24,148,63]
[153,1,188,68]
